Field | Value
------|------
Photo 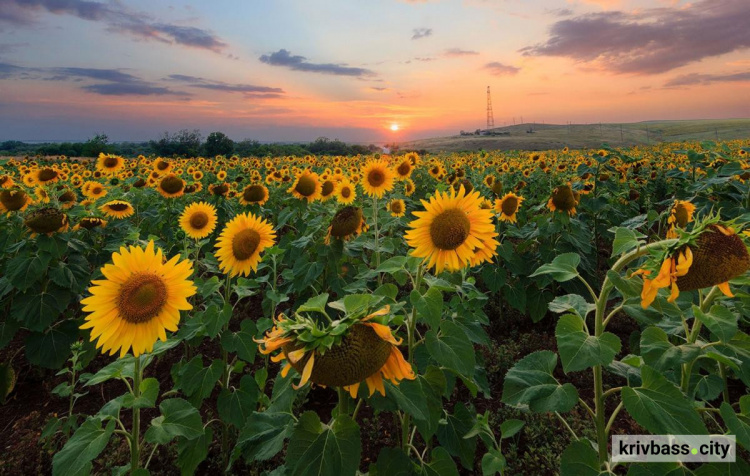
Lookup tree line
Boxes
[0,130,383,158]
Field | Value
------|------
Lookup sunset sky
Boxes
[0,0,748,142]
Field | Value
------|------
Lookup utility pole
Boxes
[486,86,495,129]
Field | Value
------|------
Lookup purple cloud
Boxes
[259,49,376,77]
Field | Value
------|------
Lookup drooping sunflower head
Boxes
[675,224,749,293]
[74,217,107,231]
[320,179,336,201]
[405,185,499,273]
[80,241,196,357]
[326,206,368,244]
[388,199,406,217]
[215,212,276,277]
[335,178,357,204]
[547,184,579,215]
[209,182,230,197]
[100,200,135,219]
[179,202,218,240]
[24,207,69,235]
[157,174,185,198]
[257,303,415,396]
[361,159,395,198]
[288,170,322,202]
[0,189,32,214]
[97,154,125,175]
[239,184,269,206]
[495,192,524,223]
[404,178,415,196]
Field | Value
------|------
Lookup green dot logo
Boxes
[692,448,698,455]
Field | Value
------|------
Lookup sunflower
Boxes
[239,184,269,206]
[257,306,415,396]
[97,154,125,175]
[634,224,749,308]
[209,182,230,197]
[157,174,185,198]
[0,189,32,214]
[320,179,336,201]
[153,158,172,175]
[495,192,524,223]
[361,159,395,198]
[74,217,107,231]
[666,200,696,238]
[404,178,415,197]
[0,175,15,188]
[288,170,322,202]
[24,207,69,235]
[82,181,108,199]
[405,185,499,274]
[179,202,218,240]
[325,206,368,244]
[388,199,406,217]
[100,200,135,219]
[80,241,196,357]
[335,178,357,205]
[32,167,60,186]
[215,212,276,277]
[394,159,413,180]
[547,184,579,215]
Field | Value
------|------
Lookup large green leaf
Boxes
[421,447,459,476]
[560,439,604,476]
[501,350,579,412]
[530,253,581,282]
[481,448,506,476]
[11,286,72,331]
[720,402,750,451]
[176,355,223,403]
[25,320,78,369]
[286,412,361,476]
[640,326,701,372]
[436,403,476,470]
[372,447,416,476]
[123,377,159,409]
[694,305,738,343]
[549,294,595,319]
[622,366,707,435]
[221,319,258,363]
[610,227,646,258]
[52,418,115,476]
[7,253,49,292]
[425,321,475,376]
[556,314,621,373]
[234,411,294,462]
[218,374,260,428]
[144,398,204,445]
[177,427,213,476]
[411,287,443,330]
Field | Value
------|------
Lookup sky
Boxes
[0,0,748,143]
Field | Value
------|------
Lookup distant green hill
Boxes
[399,119,750,153]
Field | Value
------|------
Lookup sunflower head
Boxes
[209,182,230,197]
[388,199,406,217]
[320,180,336,201]
[179,202,218,240]
[395,159,413,179]
[75,217,107,230]
[100,200,135,219]
[288,170,322,202]
[548,184,579,215]
[495,192,524,223]
[675,224,749,292]
[0,189,32,213]
[215,212,276,277]
[34,167,60,185]
[80,241,196,357]
[257,299,414,396]
[361,159,395,198]
[669,200,696,228]
[326,206,367,244]
[405,185,499,273]
[24,207,69,235]
[240,184,269,206]
[97,154,125,175]
[335,179,356,204]
[157,174,185,198]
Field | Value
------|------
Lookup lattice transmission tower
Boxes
[486,86,495,129]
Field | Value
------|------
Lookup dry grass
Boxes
[399,119,750,153]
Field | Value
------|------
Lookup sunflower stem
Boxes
[130,356,141,473]
[337,387,350,416]
[373,196,381,285]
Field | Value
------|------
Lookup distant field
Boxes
[399,118,750,153]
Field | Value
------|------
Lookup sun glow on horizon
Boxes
[390,123,399,132]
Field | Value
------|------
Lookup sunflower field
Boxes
[1,140,750,475]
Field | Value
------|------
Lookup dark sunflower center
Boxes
[676,226,750,291]
[321,181,335,196]
[189,211,209,230]
[59,191,76,202]
[552,186,577,211]
[117,273,167,324]
[24,208,67,234]
[160,176,184,194]
[367,169,385,187]
[0,190,27,211]
[429,208,471,250]
[232,229,261,260]
[501,196,518,216]
[674,205,689,228]
[492,181,503,196]
[108,203,129,212]
[295,175,317,197]
[331,207,363,238]
[38,168,58,181]
[103,157,119,168]
[91,186,103,195]
[156,161,169,170]
[79,218,104,229]
[212,184,229,196]
[341,186,352,198]
[391,202,404,214]
[243,185,265,202]
[397,162,411,176]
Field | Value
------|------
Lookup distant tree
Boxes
[149,129,202,157]
[81,133,112,157]
[203,131,234,157]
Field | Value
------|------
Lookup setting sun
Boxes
[390,124,399,132]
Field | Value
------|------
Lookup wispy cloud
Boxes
[665,71,750,87]
[0,0,227,53]
[484,62,520,76]
[0,62,188,96]
[259,49,376,77]
[412,28,432,40]
[521,0,750,74]
[443,48,479,57]
[167,74,285,98]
